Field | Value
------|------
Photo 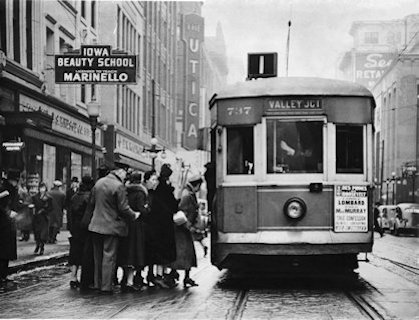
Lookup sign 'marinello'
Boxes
[55,45,137,84]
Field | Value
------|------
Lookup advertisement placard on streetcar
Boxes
[334,185,368,232]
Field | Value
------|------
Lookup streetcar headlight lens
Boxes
[283,198,307,220]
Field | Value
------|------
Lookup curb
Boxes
[8,252,69,275]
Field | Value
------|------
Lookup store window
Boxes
[364,32,379,44]
[71,152,82,181]
[267,120,323,174]
[42,144,56,189]
[226,126,254,175]
[336,125,363,174]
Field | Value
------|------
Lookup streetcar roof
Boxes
[213,77,373,101]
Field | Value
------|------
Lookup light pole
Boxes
[385,179,390,205]
[87,99,100,181]
[391,171,396,205]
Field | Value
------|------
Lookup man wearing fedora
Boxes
[88,162,140,294]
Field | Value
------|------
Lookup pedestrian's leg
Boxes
[101,235,118,292]
[80,232,95,290]
[0,259,9,281]
[70,265,78,288]
[39,241,45,255]
[92,233,104,290]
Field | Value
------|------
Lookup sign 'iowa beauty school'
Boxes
[55,45,137,84]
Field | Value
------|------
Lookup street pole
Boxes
[386,181,389,205]
[151,79,156,170]
[90,117,97,181]
[392,180,395,205]
[380,140,384,203]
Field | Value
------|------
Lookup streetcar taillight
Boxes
[284,198,307,220]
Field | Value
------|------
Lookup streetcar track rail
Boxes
[226,290,249,320]
[374,255,419,276]
[345,291,389,320]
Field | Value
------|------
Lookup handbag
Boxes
[173,210,188,226]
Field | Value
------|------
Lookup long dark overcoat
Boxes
[68,190,90,266]
[170,184,197,270]
[48,189,66,229]
[118,183,151,268]
[146,178,177,266]
[16,188,33,232]
[32,193,51,242]
[0,208,17,261]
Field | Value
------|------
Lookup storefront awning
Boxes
[114,153,151,172]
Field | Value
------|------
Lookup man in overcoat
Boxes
[48,180,66,243]
[88,164,140,294]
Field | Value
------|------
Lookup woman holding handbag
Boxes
[170,174,203,287]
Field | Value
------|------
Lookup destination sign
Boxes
[55,45,137,84]
[264,98,323,116]
[334,185,368,233]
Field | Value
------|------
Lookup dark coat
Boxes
[118,183,151,268]
[16,187,33,232]
[146,178,178,265]
[0,207,17,261]
[170,184,197,270]
[32,193,52,242]
[88,173,136,237]
[48,189,66,229]
[68,190,91,266]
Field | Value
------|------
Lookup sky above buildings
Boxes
[201,0,419,83]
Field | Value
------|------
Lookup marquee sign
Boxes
[55,45,137,84]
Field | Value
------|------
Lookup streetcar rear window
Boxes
[267,120,323,173]
[336,125,363,173]
[227,127,254,175]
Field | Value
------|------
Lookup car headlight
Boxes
[283,197,307,220]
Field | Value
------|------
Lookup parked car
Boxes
[388,203,419,236]
[377,205,397,231]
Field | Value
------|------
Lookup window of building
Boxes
[91,0,96,28]
[13,0,20,62]
[336,125,363,174]
[81,84,86,103]
[364,32,379,44]
[26,0,33,69]
[81,0,86,19]
[91,84,96,100]
[267,120,323,174]
[227,127,254,175]
[0,0,6,51]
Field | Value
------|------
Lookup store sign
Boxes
[115,133,151,164]
[334,185,368,232]
[355,53,394,89]
[2,141,24,151]
[55,45,137,84]
[183,14,204,150]
[19,94,101,145]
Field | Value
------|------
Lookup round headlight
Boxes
[283,198,307,220]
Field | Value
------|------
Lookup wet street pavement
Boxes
[0,233,418,319]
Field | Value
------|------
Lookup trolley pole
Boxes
[285,20,291,77]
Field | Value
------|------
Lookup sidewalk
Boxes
[9,230,70,274]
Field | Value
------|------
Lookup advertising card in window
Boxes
[334,185,368,232]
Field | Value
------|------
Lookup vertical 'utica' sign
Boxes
[55,45,137,84]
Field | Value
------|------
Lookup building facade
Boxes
[0,0,102,191]
[338,13,419,204]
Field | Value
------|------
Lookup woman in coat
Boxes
[68,175,94,289]
[0,186,17,284]
[146,164,178,288]
[170,174,203,287]
[119,170,157,291]
[32,182,52,255]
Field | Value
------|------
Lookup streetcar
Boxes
[209,77,375,273]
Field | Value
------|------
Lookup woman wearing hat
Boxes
[147,164,178,288]
[68,175,94,289]
[32,182,52,255]
[0,186,18,285]
[170,174,203,287]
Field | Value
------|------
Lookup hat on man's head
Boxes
[53,180,63,187]
[130,171,143,183]
[160,163,173,178]
[113,161,130,171]
[188,174,203,184]
[81,175,94,186]
[71,177,79,183]
[0,186,10,200]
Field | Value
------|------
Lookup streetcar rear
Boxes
[209,77,375,273]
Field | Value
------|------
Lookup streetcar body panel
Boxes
[209,77,375,271]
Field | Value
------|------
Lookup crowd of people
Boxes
[0,162,212,294]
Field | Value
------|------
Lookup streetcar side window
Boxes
[336,125,363,173]
[266,120,323,173]
[226,127,254,175]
